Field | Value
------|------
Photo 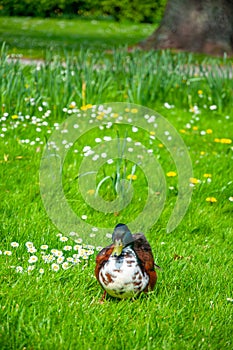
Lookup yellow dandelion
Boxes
[206,197,217,203]
[96,114,103,120]
[220,138,232,144]
[193,126,198,131]
[11,115,18,120]
[214,138,232,144]
[166,171,177,177]
[125,108,130,112]
[197,90,203,95]
[180,129,186,134]
[190,177,200,184]
[158,143,164,148]
[81,104,92,111]
[131,108,138,113]
[200,151,205,155]
[127,174,137,180]
[150,131,155,136]
[87,189,95,195]
[203,174,212,178]
[206,129,213,134]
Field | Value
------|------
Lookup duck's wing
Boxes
[132,234,159,291]
[95,244,114,282]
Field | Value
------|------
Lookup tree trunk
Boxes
[138,0,233,56]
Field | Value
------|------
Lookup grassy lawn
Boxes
[0,16,154,58]
[0,17,233,350]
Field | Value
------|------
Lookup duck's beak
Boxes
[111,239,123,256]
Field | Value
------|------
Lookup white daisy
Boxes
[62,262,69,270]
[63,245,72,251]
[27,247,37,253]
[4,250,12,256]
[57,256,65,264]
[11,242,19,248]
[66,257,74,263]
[27,265,35,273]
[16,266,23,273]
[28,255,38,264]
[60,236,68,242]
[51,263,60,272]
[25,242,34,249]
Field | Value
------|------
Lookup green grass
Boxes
[0,18,233,350]
[0,16,154,58]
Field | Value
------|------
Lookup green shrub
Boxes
[0,0,166,22]
[0,0,101,18]
[101,0,166,23]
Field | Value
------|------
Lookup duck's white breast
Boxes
[99,246,149,298]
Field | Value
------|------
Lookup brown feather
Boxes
[132,233,157,292]
[95,244,114,282]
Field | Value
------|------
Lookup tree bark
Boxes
[138,0,233,56]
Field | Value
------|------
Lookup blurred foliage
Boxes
[0,0,167,23]
[101,0,166,23]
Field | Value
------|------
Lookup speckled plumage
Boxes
[95,225,160,300]
[98,246,149,298]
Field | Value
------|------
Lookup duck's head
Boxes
[111,223,133,257]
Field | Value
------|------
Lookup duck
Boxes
[95,223,160,300]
